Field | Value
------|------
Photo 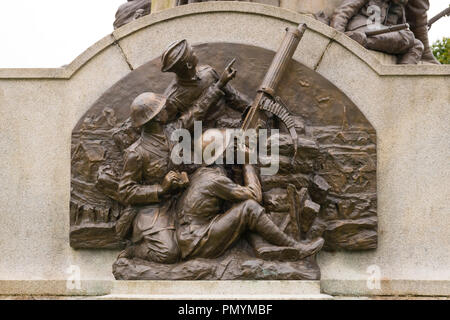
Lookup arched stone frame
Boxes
[70,41,378,281]
[0,2,448,295]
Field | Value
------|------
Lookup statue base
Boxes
[112,246,320,280]
[98,280,332,300]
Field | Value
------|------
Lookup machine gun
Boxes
[428,5,450,30]
[365,23,410,37]
[242,24,307,158]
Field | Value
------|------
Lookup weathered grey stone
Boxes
[107,279,328,299]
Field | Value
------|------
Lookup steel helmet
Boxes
[130,92,166,128]
[195,129,233,165]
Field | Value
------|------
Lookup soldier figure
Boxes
[406,0,440,64]
[331,0,424,64]
[116,72,236,263]
[161,40,251,130]
[175,130,325,261]
[113,0,151,30]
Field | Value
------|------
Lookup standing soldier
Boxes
[330,0,425,64]
[406,0,440,64]
[161,39,251,129]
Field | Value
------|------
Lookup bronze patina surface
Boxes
[71,42,377,280]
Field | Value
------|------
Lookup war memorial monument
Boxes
[0,0,449,299]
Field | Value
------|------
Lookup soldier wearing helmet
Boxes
[161,39,251,130]
[116,86,228,263]
[174,129,325,261]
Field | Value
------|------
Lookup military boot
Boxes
[412,25,440,64]
[398,38,424,64]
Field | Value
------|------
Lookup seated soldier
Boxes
[114,0,151,29]
[331,0,424,64]
[175,129,325,261]
[116,72,235,263]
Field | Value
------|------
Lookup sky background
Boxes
[0,0,448,68]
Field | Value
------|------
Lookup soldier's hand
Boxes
[217,58,237,89]
[161,171,180,194]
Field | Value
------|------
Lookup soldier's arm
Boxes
[222,83,251,113]
[242,164,262,203]
[330,0,368,32]
[211,170,261,203]
[173,85,225,131]
[211,68,251,113]
[118,150,161,205]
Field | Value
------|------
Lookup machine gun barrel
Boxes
[242,24,306,134]
[428,5,450,30]
[365,23,410,37]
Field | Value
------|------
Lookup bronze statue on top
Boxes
[113,1,441,64]
[330,0,424,64]
[114,0,151,29]
[324,0,440,64]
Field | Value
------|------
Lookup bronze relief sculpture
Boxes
[71,24,378,280]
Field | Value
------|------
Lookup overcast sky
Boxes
[0,0,448,68]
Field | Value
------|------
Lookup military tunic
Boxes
[118,84,226,263]
[164,65,250,129]
[175,165,263,259]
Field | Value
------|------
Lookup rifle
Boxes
[428,5,450,30]
[365,23,410,37]
[242,24,307,158]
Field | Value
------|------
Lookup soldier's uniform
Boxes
[175,165,266,259]
[118,88,225,264]
[331,0,424,64]
[175,165,324,260]
[119,129,179,263]
[405,0,439,64]
[161,40,251,129]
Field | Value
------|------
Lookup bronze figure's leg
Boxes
[364,29,423,64]
[406,0,440,64]
[398,38,425,64]
[366,30,415,54]
[189,199,265,259]
[131,229,180,264]
[190,200,323,260]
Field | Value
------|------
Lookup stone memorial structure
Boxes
[0,2,449,298]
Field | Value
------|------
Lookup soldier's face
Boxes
[154,108,168,124]
[186,52,198,69]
